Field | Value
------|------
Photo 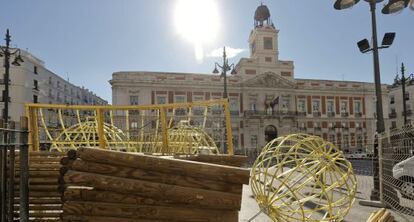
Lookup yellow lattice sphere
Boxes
[250,134,357,222]
[166,120,219,155]
[52,120,128,152]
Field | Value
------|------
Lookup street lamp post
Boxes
[394,63,413,125]
[0,29,24,222]
[212,47,237,153]
[365,3,388,201]
[213,47,237,99]
[334,0,411,130]
[401,64,408,125]
[333,0,411,202]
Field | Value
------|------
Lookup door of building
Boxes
[265,125,278,143]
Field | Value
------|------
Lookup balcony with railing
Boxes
[354,112,362,118]
[341,112,349,117]
[313,111,321,117]
[193,109,204,116]
[402,110,412,117]
[327,112,335,117]
[1,94,10,103]
[175,109,187,116]
[230,111,240,116]
[297,111,307,116]
[298,126,307,131]
[129,110,140,115]
[389,112,397,119]
[211,109,222,115]
[244,110,298,118]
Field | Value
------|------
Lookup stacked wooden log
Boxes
[366,208,394,222]
[14,151,63,221]
[59,147,250,222]
[175,154,247,167]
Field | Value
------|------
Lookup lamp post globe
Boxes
[334,0,361,10]
[382,0,411,14]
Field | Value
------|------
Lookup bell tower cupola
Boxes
[249,4,279,63]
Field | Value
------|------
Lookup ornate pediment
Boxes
[242,72,296,88]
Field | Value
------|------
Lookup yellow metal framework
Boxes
[25,99,233,154]
[250,134,357,222]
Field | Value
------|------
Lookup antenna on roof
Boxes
[395,55,399,75]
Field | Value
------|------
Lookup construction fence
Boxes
[379,126,414,220]
[345,126,414,221]
[25,99,234,155]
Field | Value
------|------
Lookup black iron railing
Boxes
[313,112,321,117]
[244,110,298,117]
[341,112,349,117]
[402,110,412,117]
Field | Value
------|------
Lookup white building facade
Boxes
[388,79,414,129]
[0,50,107,125]
[110,4,390,154]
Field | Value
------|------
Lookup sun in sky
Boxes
[174,0,220,62]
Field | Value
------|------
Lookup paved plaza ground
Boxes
[239,175,414,222]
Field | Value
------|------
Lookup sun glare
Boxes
[174,0,220,61]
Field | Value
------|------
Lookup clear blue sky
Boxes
[1,0,413,103]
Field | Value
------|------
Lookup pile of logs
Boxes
[59,147,250,222]
[175,154,247,167]
[366,208,394,222]
[14,151,63,221]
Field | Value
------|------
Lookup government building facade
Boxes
[110,4,390,155]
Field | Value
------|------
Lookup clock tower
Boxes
[248,4,279,64]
